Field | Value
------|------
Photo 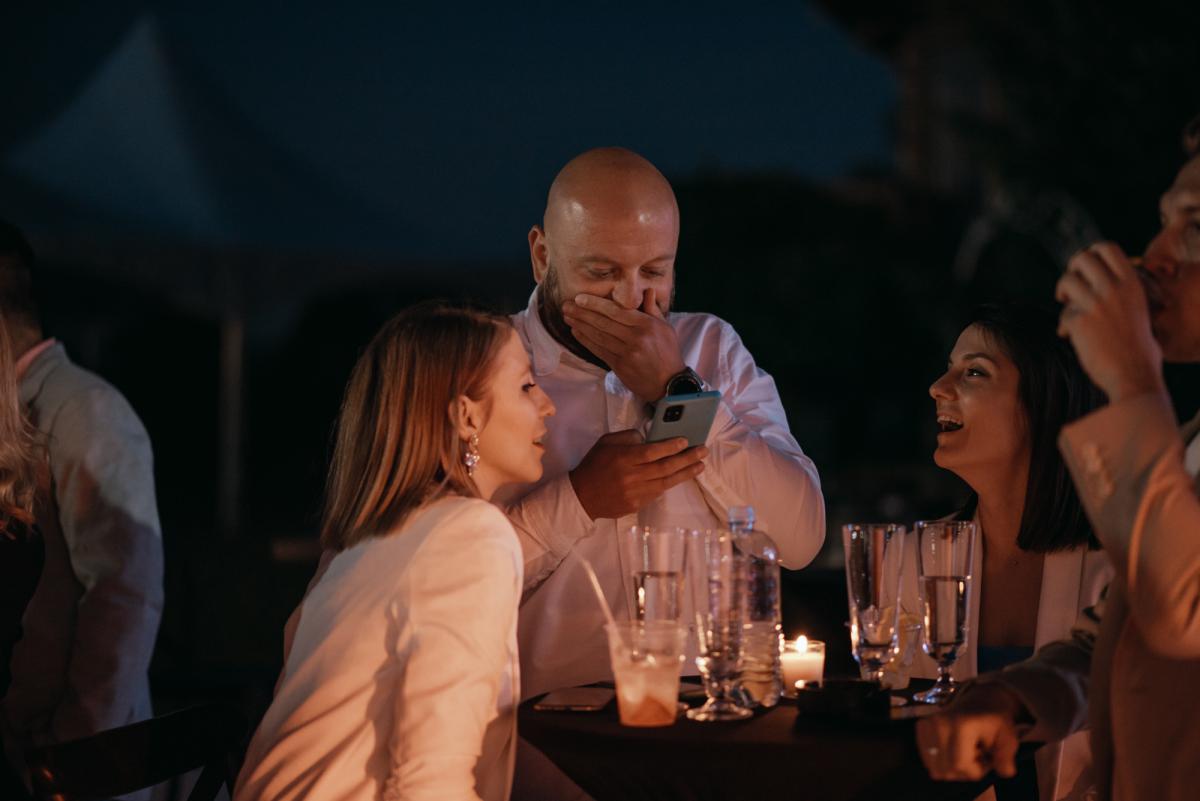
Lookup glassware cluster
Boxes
[841,520,978,704]
[610,505,787,725]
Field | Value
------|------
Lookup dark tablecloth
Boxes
[519,693,1006,801]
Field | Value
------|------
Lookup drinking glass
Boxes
[842,523,908,683]
[913,520,977,704]
[879,619,922,691]
[622,526,688,623]
[685,528,751,721]
[605,620,687,727]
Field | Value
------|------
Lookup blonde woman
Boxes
[1,315,46,798]
[1,317,43,699]
[235,303,555,801]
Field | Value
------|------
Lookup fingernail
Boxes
[574,294,589,305]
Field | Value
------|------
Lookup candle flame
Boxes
[795,635,808,653]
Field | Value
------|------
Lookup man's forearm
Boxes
[698,401,825,569]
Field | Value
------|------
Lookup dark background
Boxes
[4,1,1200,705]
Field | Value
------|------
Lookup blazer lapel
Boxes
[1035,549,1085,649]
[1181,408,1200,444]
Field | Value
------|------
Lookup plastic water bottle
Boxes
[730,505,783,708]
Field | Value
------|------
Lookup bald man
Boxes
[501,148,826,702]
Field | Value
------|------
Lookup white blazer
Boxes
[235,497,523,801]
[906,531,1113,801]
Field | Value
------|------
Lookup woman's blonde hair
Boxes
[0,321,41,525]
[319,302,510,551]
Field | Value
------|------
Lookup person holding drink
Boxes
[235,304,555,801]
[913,302,1112,800]
[918,113,1200,801]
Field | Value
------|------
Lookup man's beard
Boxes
[537,262,611,369]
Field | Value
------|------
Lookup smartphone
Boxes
[532,687,615,712]
[646,390,721,448]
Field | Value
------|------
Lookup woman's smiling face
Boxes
[928,324,1029,487]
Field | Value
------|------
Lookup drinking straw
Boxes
[575,553,617,630]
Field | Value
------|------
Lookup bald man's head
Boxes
[543,147,679,238]
[528,148,681,366]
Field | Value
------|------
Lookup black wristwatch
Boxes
[664,366,704,397]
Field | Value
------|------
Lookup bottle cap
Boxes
[729,505,755,529]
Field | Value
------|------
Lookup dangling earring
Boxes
[464,433,481,476]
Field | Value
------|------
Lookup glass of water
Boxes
[913,520,978,704]
[685,528,751,721]
[623,526,688,623]
[842,523,908,683]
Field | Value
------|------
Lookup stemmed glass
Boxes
[685,528,751,721]
[842,524,908,683]
[913,520,978,704]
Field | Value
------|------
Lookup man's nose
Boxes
[611,278,643,310]
[1143,229,1183,279]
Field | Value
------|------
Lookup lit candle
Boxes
[781,635,825,692]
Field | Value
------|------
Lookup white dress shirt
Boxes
[502,289,825,698]
[234,497,522,801]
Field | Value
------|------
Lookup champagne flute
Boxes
[913,520,978,704]
[842,523,908,683]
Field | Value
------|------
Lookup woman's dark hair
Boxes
[1183,112,1200,157]
[955,302,1104,552]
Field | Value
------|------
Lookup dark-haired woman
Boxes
[912,302,1114,801]
[235,304,555,801]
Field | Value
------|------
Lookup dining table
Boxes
[518,681,1028,801]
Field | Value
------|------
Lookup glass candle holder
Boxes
[781,636,825,693]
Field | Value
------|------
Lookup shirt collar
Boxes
[522,287,606,378]
[15,338,56,382]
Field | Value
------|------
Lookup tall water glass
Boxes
[685,528,751,721]
[622,526,688,623]
[914,520,978,704]
[842,523,908,683]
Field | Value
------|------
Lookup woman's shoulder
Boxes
[407,497,523,594]
[418,496,518,550]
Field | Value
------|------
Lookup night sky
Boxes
[5,2,895,259]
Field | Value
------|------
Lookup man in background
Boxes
[0,220,163,794]
[917,115,1200,801]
